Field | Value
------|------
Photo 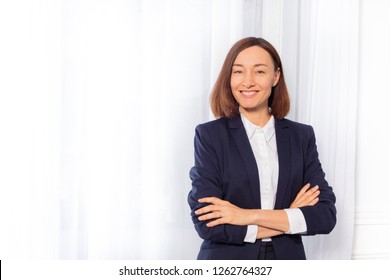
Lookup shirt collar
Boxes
[240,113,275,143]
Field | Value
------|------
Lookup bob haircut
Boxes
[210,37,290,120]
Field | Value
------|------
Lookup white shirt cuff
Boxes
[284,208,307,234]
[244,225,258,243]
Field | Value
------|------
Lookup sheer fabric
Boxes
[0,0,356,259]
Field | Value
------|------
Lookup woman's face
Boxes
[230,46,280,115]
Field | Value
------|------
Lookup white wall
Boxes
[353,0,390,259]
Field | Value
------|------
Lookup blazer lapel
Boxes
[228,117,261,208]
[274,119,291,209]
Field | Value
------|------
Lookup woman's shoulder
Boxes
[276,118,314,136]
[195,117,230,131]
[193,117,235,143]
[277,118,311,128]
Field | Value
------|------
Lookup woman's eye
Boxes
[256,70,265,74]
[233,70,242,74]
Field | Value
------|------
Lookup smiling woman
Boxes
[210,38,289,121]
[0,0,358,260]
[230,46,280,127]
[188,37,337,260]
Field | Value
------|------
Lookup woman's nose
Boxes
[242,73,255,88]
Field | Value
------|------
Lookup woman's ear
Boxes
[273,67,281,87]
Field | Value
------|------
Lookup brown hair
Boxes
[210,37,290,119]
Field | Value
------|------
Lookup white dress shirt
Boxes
[240,113,307,243]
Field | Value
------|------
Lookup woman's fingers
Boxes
[195,204,218,215]
[296,183,311,200]
[195,197,246,226]
[205,219,224,227]
[195,203,225,224]
[308,197,319,206]
[195,197,233,216]
[290,184,320,208]
[294,183,317,202]
[197,211,221,221]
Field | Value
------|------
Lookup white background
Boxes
[0,0,389,260]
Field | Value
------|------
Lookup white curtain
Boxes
[257,0,358,259]
[288,0,358,260]
[0,0,212,259]
[0,0,357,259]
[0,0,250,260]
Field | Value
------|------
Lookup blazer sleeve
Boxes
[300,125,337,235]
[188,124,247,245]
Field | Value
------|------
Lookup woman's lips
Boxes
[240,90,258,97]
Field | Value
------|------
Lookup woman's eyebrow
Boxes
[232,63,268,67]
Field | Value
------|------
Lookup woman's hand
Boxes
[290,183,320,208]
[195,197,252,227]
[195,183,320,228]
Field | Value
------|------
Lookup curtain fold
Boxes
[0,0,246,260]
[259,0,358,259]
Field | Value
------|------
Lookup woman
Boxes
[188,37,336,260]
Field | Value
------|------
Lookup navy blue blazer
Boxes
[188,116,336,260]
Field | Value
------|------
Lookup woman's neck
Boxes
[240,107,271,128]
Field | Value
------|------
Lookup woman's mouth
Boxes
[240,90,258,97]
